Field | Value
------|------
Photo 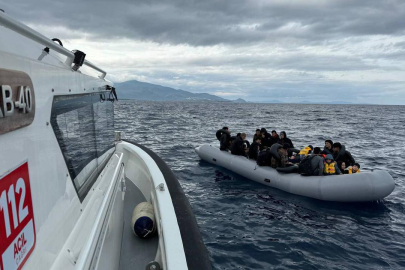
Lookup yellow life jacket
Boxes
[324,162,336,174]
[348,167,360,174]
[299,146,312,156]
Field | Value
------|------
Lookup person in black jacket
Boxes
[323,139,333,155]
[248,137,261,160]
[256,148,272,166]
[231,133,248,157]
[253,129,261,143]
[278,131,294,148]
[332,142,355,167]
[216,127,231,151]
[260,128,271,148]
[269,130,280,147]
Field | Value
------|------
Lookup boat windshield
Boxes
[50,92,115,201]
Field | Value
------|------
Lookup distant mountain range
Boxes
[114,80,356,104]
[115,80,247,103]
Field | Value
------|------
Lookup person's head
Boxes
[280,131,286,139]
[340,161,346,170]
[271,130,278,137]
[241,133,246,140]
[222,126,228,131]
[237,133,241,137]
[255,129,261,135]
[313,147,321,155]
[260,128,267,134]
[353,163,360,172]
[325,140,333,149]
[255,137,261,144]
[332,142,342,153]
[325,154,334,164]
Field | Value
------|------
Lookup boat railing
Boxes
[0,11,107,79]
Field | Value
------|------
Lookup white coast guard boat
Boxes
[0,11,211,270]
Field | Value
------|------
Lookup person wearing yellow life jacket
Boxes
[299,145,313,157]
[323,154,342,175]
[347,163,361,174]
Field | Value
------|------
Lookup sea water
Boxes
[115,101,405,270]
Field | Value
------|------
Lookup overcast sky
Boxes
[2,0,405,104]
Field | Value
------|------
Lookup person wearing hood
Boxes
[323,140,333,155]
[332,142,355,167]
[270,143,289,169]
[324,154,342,175]
[231,133,248,157]
[269,130,280,147]
[253,129,261,143]
[260,128,271,148]
[310,147,325,176]
[248,137,261,160]
[278,131,294,148]
[216,127,231,151]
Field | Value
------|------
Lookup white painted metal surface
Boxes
[116,141,188,270]
[0,26,109,269]
[0,14,188,270]
[195,144,395,202]
[0,12,107,78]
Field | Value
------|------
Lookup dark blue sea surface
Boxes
[115,101,405,270]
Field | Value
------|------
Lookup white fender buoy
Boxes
[131,202,156,238]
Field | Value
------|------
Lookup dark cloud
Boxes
[2,0,405,46]
[185,53,384,72]
[2,0,404,104]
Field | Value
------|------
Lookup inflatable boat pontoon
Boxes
[195,144,395,202]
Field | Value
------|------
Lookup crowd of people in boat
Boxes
[216,127,361,176]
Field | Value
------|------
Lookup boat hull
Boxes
[195,144,395,202]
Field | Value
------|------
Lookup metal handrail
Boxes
[0,12,107,79]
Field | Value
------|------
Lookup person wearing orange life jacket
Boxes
[323,154,342,175]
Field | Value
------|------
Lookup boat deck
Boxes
[120,178,159,270]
